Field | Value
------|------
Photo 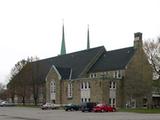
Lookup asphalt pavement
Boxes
[0,107,160,120]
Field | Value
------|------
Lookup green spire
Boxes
[60,24,66,55]
[87,25,90,49]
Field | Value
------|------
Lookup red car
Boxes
[93,104,116,112]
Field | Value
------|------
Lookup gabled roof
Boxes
[56,66,71,80]
[30,46,105,81]
[89,47,135,72]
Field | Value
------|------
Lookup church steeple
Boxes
[87,25,90,49]
[60,24,66,55]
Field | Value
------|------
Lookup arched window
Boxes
[83,82,86,89]
[50,80,56,100]
[68,82,73,98]
[113,81,116,89]
[85,82,87,89]
[81,82,83,89]
[50,81,54,93]
[86,82,90,89]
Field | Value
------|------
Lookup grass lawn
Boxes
[119,108,160,113]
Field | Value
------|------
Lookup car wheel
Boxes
[113,108,116,112]
[101,109,104,112]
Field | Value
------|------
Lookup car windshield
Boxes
[96,104,103,107]
[68,103,73,106]
[45,103,52,105]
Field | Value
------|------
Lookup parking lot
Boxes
[0,107,160,120]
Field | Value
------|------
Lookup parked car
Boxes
[41,103,60,110]
[64,103,80,111]
[81,102,97,112]
[106,105,116,112]
[93,103,116,112]
[0,101,15,107]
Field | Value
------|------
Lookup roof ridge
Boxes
[58,45,105,56]
[89,46,135,72]
[107,46,134,52]
[34,46,105,63]
[79,46,106,77]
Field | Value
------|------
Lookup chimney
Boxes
[134,32,143,49]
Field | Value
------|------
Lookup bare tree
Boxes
[0,83,5,99]
[7,59,27,104]
[144,38,160,96]
[7,76,17,103]
[144,38,160,79]
[7,56,39,105]
[0,83,5,91]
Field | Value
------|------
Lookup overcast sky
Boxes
[0,0,160,84]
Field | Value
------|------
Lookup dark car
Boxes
[81,102,96,112]
[64,103,80,111]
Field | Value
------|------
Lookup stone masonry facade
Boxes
[45,32,152,108]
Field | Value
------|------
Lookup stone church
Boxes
[43,26,152,108]
[12,25,152,108]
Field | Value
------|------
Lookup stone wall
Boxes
[61,80,81,104]
[45,47,152,108]
[123,48,152,108]
[46,67,61,104]
[61,78,115,105]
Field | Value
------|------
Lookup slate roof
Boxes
[30,46,105,81]
[89,47,135,72]
[55,66,71,80]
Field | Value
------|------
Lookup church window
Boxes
[53,82,56,93]
[90,73,97,78]
[83,82,85,89]
[94,73,97,78]
[113,98,116,106]
[85,82,87,89]
[80,82,91,103]
[109,98,116,107]
[110,81,116,89]
[50,80,56,100]
[87,82,90,88]
[113,70,122,79]
[90,74,93,78]
[81,98,83,103]
[50,82,53,93]
[109,98,111,105]
[117,70,122,78]
[67,82,73,98]
[50,81,56,94]
[113,82,116,89]
[109,81,112,88]
[81,83,83,89]
[90,73,94,78]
